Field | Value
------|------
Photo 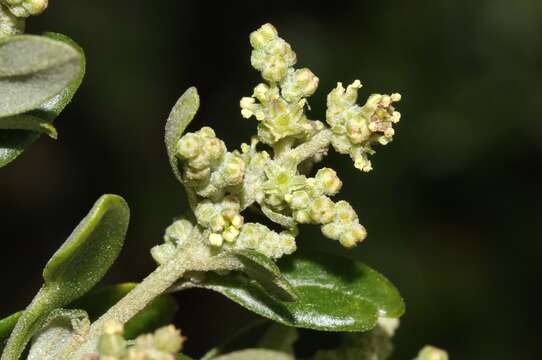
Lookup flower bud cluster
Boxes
[249,23,296,83]
[326,80,401,172]
[241,24,322,146]
[151,219,194,265]
[195,196,244,247]
[0,0,47,18]
[88,321,185,360]
[176,127,246,198]
[0,4,24,37]
[230,223,296,259]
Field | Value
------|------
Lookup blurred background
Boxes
[1,0,541,359]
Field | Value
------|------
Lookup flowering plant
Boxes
[0,2,448,359]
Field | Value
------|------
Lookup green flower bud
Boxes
[232,223,296,259]
[164,219,193,244]
[1,0,47,18]
[150,242,176,265]
[315,168,342,195]
[153,325,185,354]
[339,223,367,248]
[0,4,24,37]
[250,23,296,82]
[335,201,358,224]
[97,321,126,357]
[285,190,310,210]
[280,68,319,102]
[310,196,336,224]
[415,346,449,360]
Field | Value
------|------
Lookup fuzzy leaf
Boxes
[0,312,21,353]
[164,87,199,183]
[192,252,404,332]
[0,32,85,168]
[233,250,297,302]
[70,283,178,339]
[1,195,129,360]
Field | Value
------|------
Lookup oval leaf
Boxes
[1,195,129,360]
[164,87,199,183]
[191,252,404,332]
[0,35,82,117]
[70,283,178,339]
[233,250,297,302]
[0,32,86,168]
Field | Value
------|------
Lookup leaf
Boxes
[0,35,81,117]
[70,283,178,339]
[0,312,22,353]
[1,195,129,360]
[191,252,404,332]
[0,115,57,139]
[164,87,199,183]
[212,349,294,360]
[0,32,85,168]
[27,309,89,360]
[233,250,297,302]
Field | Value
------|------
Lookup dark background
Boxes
[1,1,541,359]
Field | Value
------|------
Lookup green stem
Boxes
[1,287,56,360]
[278,129,332,168]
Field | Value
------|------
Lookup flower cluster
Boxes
[163,23,402,260]
[84,321,185,360]
[0,0,47,18]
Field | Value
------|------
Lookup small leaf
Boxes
[0,35,82,117]
[212,349,293,360]
[27,309,89,360]
[164,87,199,183]
[70,283,178,339]
[2,195,129,360]
[0,32,85,168]
[233,250,297,302]
[190,252,404,332]
[0,312,22,352]
[0,115,57,139]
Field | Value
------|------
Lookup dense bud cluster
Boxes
[151,219,194,264]
[249,23,296,83]
[0,4,24,37]
[167,23,402,260]
[85,321,185,360]
[0,0,47,18]
[326,80,401,172]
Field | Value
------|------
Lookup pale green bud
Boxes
[222,154,246,185]
[153,325,185,353]
[285,190,310,210]
[293,209,312,224]
[151,242,176,265]
[209,233,223,246]
[164,219,193,244]
[1,0,47,18]
[415,346,449,360]
[0,4,24,37]
[315,168,342,195]
[232,223,296,259]
[310,196,336,224]
[346,116,370,144]
[250,23,296,82]
[97,321,126,357]
[335,200,358,224]
[176,133,200,159]
[280,68,319,102]
[339,223,367,248]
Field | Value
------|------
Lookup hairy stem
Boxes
[278,129,332,168]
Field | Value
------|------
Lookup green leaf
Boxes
[70,283,178,339]
[1,194,129,360]
[0,115,57,139]
[164,87,199,183]
[233,250,297,302]
[212,349,293,360]
[0,312,22,353]
[0,35,82,117]
[0,32,85,168]
[191,252,404,332]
